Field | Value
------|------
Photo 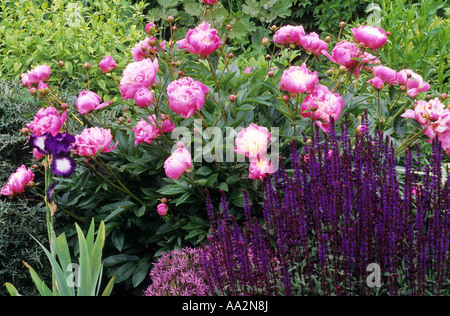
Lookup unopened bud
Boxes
[167,16,174,23]
[441,93,448,101]
[58,60,65,67]
[324,36,332,43]
[339,65,347,74]
[339,21,346,28]
[268,71,274,77]
[229,94,236,102]
[61,103,68,110]
[262,37,269,46]
[83,62,91,70]
[20,127,30,136]
[226,25,232,31]
[283,95,289,102]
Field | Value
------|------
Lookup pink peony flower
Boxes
[351,25,387,50]
[157,203,168,216]
[177,22,222,56]
[164,142,192,180]
[280,63,319,95]
[167,77,209,118]
[134,87,154,109]
[76,90,111,114]
[301,84,343,133]
[299,32,328,56]
[145,22,156,34]
[372,65,398,85]
[33,148,45,161]
[202,0,218,4]
[234,123,271,160]
[73,127,118,157]
[368,77,384,90]
[322,41,362,76]
[26,107,67,137]
[248,156,274,181]
[397,69,431,97]
[131,37,166,61]
[1,165,35,196]
[120,58,159,100]
[132,117,161,145]
[99,56,117,73]
[27,65,51,84]
[21,73,31,87]
[132,115,175,145]
[273,25,305,45]
[37,81,49,95]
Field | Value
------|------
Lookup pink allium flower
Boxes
[164,142,192,180]
[351,25,387,50]
[1,165,35,196]
[76,90,111,114]
[134,87,154,109]
[120,58,159,100]
[397,69,431,97]
[202,0,218,4]
[273,25,305,45]
[157,203,168,216]
[26,107,67,137]
[99,56,117,73]
[368,77,384,90]
[132,117,161,145]
[177,22,222,56]
[27,65,51,84]
[248,156,274,181]
[372,65,398,85]
[322,41,362,76]
[167,77,209,118]
[234,123,271,160]
[280,63,319,95]
[299,32,328,56]
[73,127,118,157]
[301,84,343,133]
[131,37,166,61]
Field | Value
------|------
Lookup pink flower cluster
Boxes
[131,37,166,61]
[402,98,450,154]
[120,58,159,100]
[26,106,67,137]
[21,65,51,95]
[235,124,274,181]
[273,25,328,56]
[132,114,175,145]
[1,165,34,197]
[73,127,118,157]
[280,63,319,95]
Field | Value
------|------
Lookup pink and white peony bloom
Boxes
[280,63,319,95]
[73,127,118,157]
[301,84,343,133]
[164,142,192,180]
[26,65,51,84]
[234,124,271,160]
[273,25,305,45]
[1,165,35,196]
[368,77,384,90]
[167,77,209,118]
[299,32,328,56]
[26,107,67,137]
[248,156,274,181]
[177,22,222,56]
[120,58,159,100]
[76,90,111,114]
[351,25,387,50]
[132,115,174,145]
[99,56,117,73]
